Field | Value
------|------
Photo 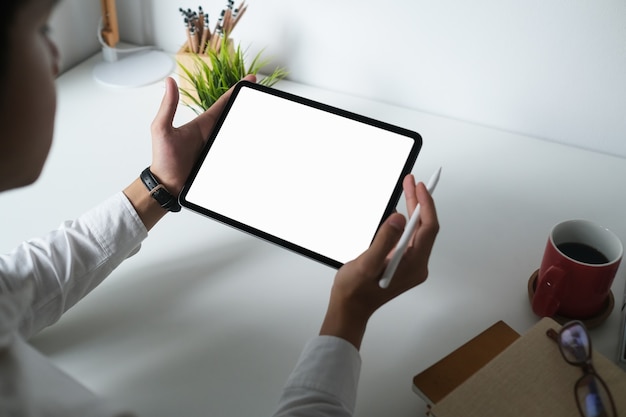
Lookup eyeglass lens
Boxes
[559,322,591,364]
[575,373,615,417]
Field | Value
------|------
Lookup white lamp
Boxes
[93,0,174,88]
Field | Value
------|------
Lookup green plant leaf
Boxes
[177,38,288,113]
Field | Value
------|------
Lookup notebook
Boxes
[422,318,626,417]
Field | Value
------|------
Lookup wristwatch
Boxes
[140,167,181,212]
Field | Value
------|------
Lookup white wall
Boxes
[51,1,626,158]
[48,0,101,72]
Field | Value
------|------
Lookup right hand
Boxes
[319,174,439,349]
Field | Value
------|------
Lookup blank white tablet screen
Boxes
[183,84,418,266]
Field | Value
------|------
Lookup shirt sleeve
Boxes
[0,192,148,339]
[272,335,362,417]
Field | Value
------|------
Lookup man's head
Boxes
[0,0,60,191]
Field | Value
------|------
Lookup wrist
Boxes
[147,165,184,196]
[123,178,168,231]
[319,303,370,350]
[140,167,181,213]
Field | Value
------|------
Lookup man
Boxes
[0,0,439,415]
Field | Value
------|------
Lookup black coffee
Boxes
[557,242,609,264]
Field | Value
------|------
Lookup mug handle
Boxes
[531,266,565,317]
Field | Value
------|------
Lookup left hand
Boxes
[149,75,257,195]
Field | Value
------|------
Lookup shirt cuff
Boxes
[283,335,362,411]
[86,192,148,260]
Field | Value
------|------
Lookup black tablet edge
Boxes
[179,199,344,269]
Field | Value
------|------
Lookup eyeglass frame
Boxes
[546,320,617,417]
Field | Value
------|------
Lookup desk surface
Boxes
[2,53,626,417]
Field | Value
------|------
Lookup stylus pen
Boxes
[379,166,441,289]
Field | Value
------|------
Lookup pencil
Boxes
[184,18,194,52]
[230,3,247,33]
[198,6,204,32]
[190,24,198,53]
[199,14,211,54]
[223,8,232,35]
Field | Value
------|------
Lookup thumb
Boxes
[152,77,179,135]
[358,213,406,273]
[190,74,257,140]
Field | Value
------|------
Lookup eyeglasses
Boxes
[546,321,617,417]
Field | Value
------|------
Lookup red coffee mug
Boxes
[532,219,623,319]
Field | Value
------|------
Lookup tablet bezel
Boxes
[179,81,422,269]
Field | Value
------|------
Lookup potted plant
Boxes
[177,37,287,114]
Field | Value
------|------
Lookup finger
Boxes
[358,212,406,273]
[243,73,257,83]
[193,74,257,139]
[209,74,257,115]
[151,77,179,136]
[403,174,418,218]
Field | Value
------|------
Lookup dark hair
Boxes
[0,1,24,81]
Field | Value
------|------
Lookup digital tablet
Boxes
[179,81,422,269]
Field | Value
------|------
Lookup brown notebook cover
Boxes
[412,320,520,405]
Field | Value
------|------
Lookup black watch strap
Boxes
[140,167,181,212]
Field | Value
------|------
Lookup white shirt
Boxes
[0,192,361,417]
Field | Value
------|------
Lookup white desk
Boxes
[2,53,625,417]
